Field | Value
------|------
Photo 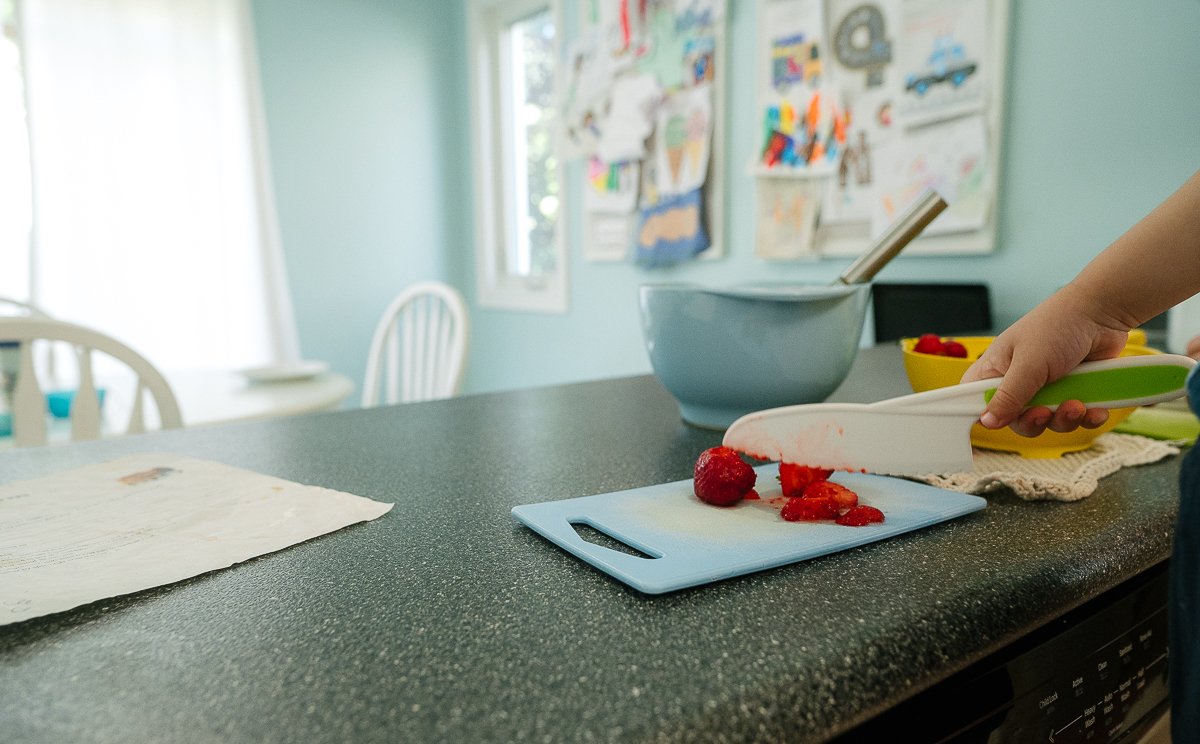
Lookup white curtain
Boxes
[0,7,32,299]
[18,0,299,372]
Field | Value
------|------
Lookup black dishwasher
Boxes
[837,561,1171,743]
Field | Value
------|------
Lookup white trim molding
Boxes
[467,0,568,314]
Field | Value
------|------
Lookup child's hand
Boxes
[959,170,1200,439]
[960,286,1130,438]
[1187,334,1200,360]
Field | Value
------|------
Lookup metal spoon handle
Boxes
[836,189,948,285]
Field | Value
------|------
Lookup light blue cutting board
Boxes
[512,465,986,594]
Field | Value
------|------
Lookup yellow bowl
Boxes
[900,334,1159,458]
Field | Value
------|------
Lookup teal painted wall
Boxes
[460,0,1200,395]
[251,0,1200,399]
[249,0,469,398]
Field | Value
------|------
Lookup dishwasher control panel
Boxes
[1002,603,1167,742]
[837,562,1171,743]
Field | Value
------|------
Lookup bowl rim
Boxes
[640,281,865,302]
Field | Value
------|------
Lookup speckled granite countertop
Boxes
[0,347,1182,743]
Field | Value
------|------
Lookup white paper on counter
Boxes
[0,453,393,625]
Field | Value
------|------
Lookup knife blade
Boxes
[722,353,1196,476]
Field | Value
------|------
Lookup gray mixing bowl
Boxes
[638,282,871,429]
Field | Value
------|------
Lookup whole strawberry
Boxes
[912,333,945,355]
[939,340,968,358]
[693,446,756,506]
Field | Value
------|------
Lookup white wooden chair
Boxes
[362,281,469,406]
[0,296,53,318]
[0,317,182,447]
[0,296,60,386]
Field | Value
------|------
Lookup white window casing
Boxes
[467,0,567,314]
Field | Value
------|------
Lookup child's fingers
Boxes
[977,359,1049,429]
[1080,407,1111,429]
[1047,400,1087,433]
[1009,407,1052,438]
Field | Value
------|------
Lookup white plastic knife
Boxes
[722,354,1196,476]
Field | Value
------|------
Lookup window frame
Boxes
[467,0,568,314]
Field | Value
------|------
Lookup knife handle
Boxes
[990,354,1195,410]
[883,354,1196,415]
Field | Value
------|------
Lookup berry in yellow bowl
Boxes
[900,333,1159,458]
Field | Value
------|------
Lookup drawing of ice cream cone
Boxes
[664,114,686,184]
[685,108,706,174]
[667,147,684,182]
[685,139,703,173]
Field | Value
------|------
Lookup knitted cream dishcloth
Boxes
[905,433,1181,502]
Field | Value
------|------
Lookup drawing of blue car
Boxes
[905,34,977,95]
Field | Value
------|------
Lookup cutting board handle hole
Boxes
[569,521,659,560]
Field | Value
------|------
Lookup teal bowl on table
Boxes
[46,388,106,419]
[638,282,872,430]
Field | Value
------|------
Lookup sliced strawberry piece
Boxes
[778,462,833,498]
[912,333,944,355]
[781,496,839,521]
[803,480,858,511]
[693,446,757,506]
[835,505,886,526]
[939,340,968,358]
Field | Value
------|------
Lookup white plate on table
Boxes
[239,360,330,383]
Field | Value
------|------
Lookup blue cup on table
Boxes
[46,388,107,419]
[0,340,14,436]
